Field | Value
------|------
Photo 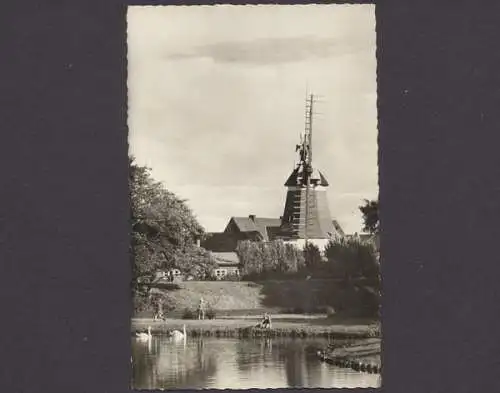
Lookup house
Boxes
[224,216,282,241]
[151,269,183,283]
[209,251,241,280]
[202,230,258,252]
[201,215,345,253]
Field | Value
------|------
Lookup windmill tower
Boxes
[279,94,338,247]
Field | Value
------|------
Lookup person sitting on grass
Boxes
[154,312,165,321]
[257,312,272,329]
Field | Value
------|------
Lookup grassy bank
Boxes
[131,318,380,339]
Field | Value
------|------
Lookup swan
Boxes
[136,326,152,341]
[170,324,186,340]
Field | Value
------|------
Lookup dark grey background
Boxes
[2,1,500,392]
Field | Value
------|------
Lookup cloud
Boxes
[164,35,369,65]
[128,5,378,235]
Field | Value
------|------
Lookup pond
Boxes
[131,336,381,389]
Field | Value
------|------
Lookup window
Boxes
[215,269,228,278]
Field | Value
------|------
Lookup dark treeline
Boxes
[236,237,379,281]
[236,237,380,317]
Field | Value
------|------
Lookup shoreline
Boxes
[131,317,380,339]
[318,338,382,372]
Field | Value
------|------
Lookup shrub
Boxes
[181,306,216,320]
[205,307,216,320]
[282,306,306,314]
[218,273,241,281]
[303,242,323,272]
[325,237,379,280]
[173,246,218,280]
[236,240,305,279]
[181,308,197,319]
[324,237,380,318]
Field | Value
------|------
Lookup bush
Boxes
[325,237,379,280]
[303,242,323,272]
[181,308,197,319]
[236,240,305,279]
[217,273,241,281]
[282,306,306,314]
[181,306,216,320]
[324,237,380,318]
[173,246,218,280]
[205,307,216,320]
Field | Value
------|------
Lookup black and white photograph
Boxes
[128,4,380,389]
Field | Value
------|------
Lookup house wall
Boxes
[213,265,240,279]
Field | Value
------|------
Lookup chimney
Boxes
[196,238,201,247]
[249,214,256,221]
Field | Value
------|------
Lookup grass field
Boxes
[134,279,380,340]
[138,279,369,317]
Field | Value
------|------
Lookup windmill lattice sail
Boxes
[280,94,337,243]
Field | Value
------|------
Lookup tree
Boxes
[303,242,323,272]
[324,237,380,317]
[236,240,263,277]
[359,199,379,234]
[236,240,305,279]
[324,237,379,281]
[173,246,217,280]
[130,156,208,310]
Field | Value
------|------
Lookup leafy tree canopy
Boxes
[359,199,379,234]
[130,156,212,308]
[236,240,305,279]
[303,242,323,271]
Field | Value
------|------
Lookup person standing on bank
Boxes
[198,297,205,320]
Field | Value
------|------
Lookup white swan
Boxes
[136,326,152,341]
[170,324,186,341]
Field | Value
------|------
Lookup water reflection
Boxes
[131,336,381,390]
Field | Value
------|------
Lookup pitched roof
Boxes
[201,232,240,252]
[229,217,282,241]
[209,252,240,266]
[202,231,261,252]
[284,165,329,187]
[332,220,345,236]
[231,217,259,232]
[284,167,301,186]
[317,170,330,187]
[266,226,284,241]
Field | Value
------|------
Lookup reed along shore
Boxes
[131,318,380,339]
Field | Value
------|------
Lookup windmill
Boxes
[280,93,336,245]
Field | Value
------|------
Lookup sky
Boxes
[127,4,378,234]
